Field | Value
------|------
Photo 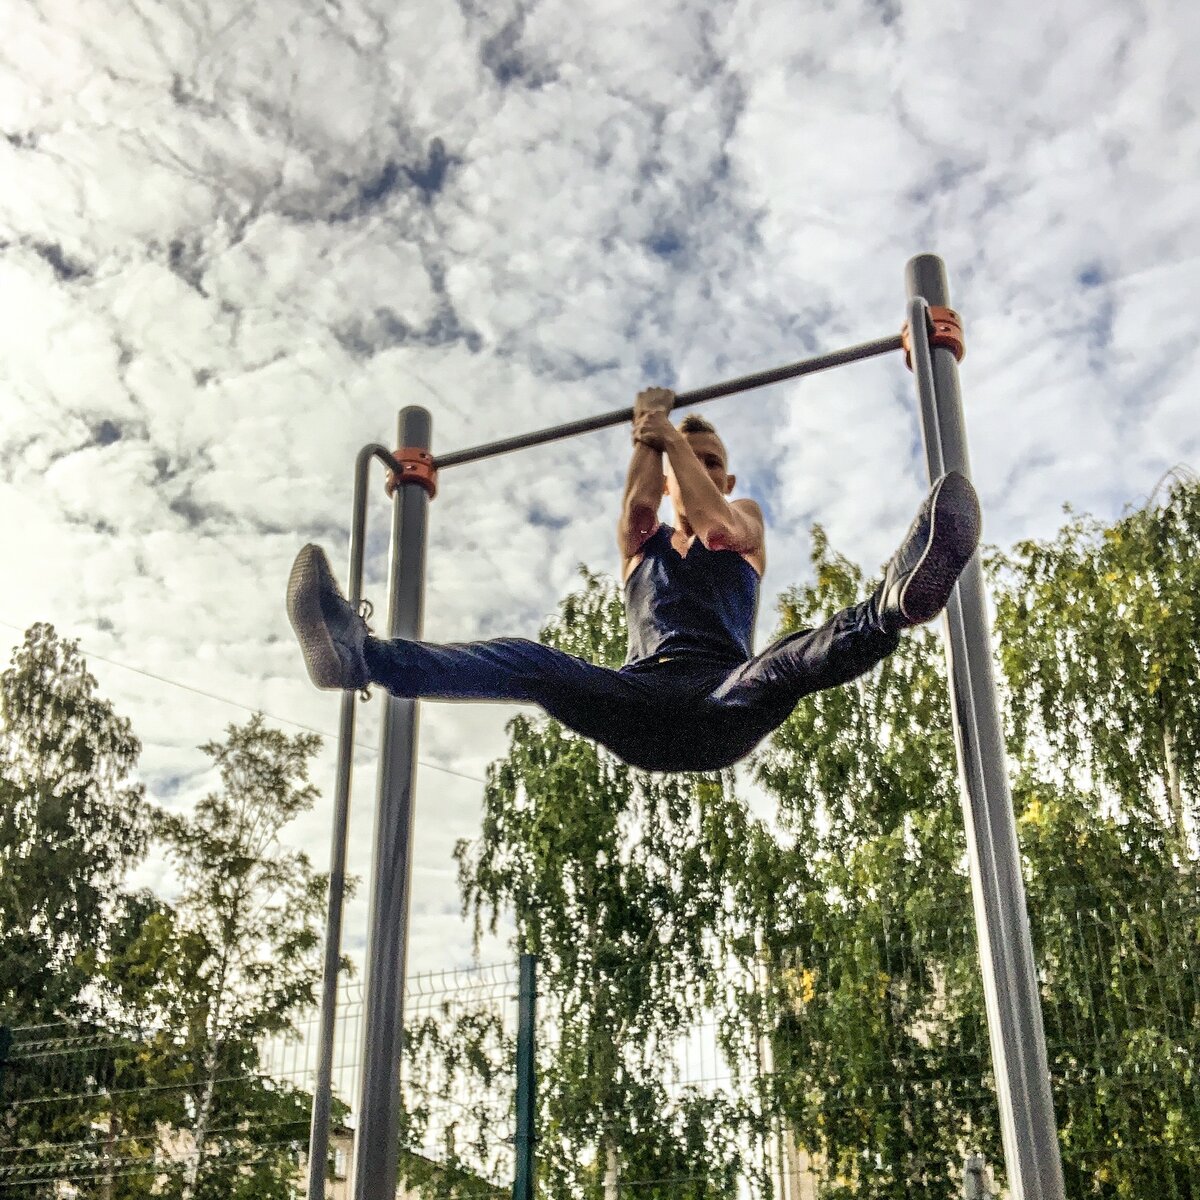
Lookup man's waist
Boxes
[624,640,748,669]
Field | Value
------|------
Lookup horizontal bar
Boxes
[432,333,903,469]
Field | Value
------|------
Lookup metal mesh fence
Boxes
[0,962,521,1198]
[1035,887,1200,1200]
[261,961,520,1182]
[746,883,1200,1199]
[755,892,997,1200]
[2,886,1196,1198]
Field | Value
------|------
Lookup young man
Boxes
[287,387,980,773]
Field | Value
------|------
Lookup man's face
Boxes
[665,432,735,515]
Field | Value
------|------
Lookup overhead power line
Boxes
[0,617,487,786]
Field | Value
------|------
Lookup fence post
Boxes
[963,1153,995,1198]
[307,442,380,1200]
[513,954,537,1200]
[0,1026,11,1106]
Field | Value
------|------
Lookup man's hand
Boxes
[634,387,675,417]
[632,409,676,452]
[632,387,676,452]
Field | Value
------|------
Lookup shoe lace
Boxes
[357,599,375,702]
[358,598,375,626]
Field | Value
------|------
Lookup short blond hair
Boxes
[675,413,727,464]
[677,414,718,436]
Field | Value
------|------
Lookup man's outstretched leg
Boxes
[285,544,660,754]
[712,471,982,715]
[287,544,372,691]
[874,470,981,633]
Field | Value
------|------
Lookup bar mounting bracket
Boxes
[384,448,438,499]
[902,304,964,369]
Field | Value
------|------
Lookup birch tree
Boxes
[155,716,328,1200]
[0,623,150,1024]
[454,569,754,1200]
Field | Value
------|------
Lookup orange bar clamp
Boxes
[901,304,965,369]
[384,448,438,499]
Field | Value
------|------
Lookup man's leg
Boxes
[709,471,980,715]
[709,598,899,712]
[368,635,674,761]
[364,634,638,711]
[287,544,653,747]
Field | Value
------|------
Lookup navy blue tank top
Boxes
[624,524,759,665]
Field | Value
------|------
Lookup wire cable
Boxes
[0,616,486,785]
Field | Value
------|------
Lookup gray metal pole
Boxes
[513,954,537,1200]
[306,444,403,1200]
[905,256,1065,1200]
[350,407,432,1200]
[305,694,357,1200]
[434,335,902,469]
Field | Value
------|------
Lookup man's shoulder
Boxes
[729,498,766,575]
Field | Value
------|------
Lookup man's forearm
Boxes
[619,442,664,545]
[662,433,735,538]
[622,440,664,507]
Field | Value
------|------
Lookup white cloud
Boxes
[1,0,1197,1009]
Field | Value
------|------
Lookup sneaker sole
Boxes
[898,471,981,624]
[287,544,350,690]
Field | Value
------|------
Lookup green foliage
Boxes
[742,530,993,1199]
[992,476,1200,1199]
[399,1004,513,1196]
[146,715,330,1200]
[539,565,629,670]
[0,625,164,1198]
[992,476,1200,844]
[0,630,335,1198]
[453,569,755,1199]
[0,623,150,1024]
[742,482,1200,1199]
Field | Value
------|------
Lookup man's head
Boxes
[665,414,736,519]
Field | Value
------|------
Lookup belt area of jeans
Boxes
[644,652,738,668]
[629,651,744,671]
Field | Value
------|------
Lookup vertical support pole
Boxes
[351,406,431,1200]
[513,954,537,1200]
[753,939,791,1200]
[307,446,378,1200]
[963,1153,994,1199]
[905,256,1065,1200]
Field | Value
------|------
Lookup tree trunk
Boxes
[1163,723,1187,851]
[603,1139,620,1200]
[181,1037,221,1200]
[181,950,230,1200]
[101,1107,117,1200]
[754,947,791,1200]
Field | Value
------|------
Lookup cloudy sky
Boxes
[2,0,1198,984]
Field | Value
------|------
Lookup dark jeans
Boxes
[363,598,899,773]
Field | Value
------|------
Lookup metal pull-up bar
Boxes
[433,333,904,469]
[307,258,1066,1200]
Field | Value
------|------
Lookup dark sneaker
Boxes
[286,544,371,691]
[878,471,981,632]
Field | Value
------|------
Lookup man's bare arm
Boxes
[660,429,763,554]
[617,388,671,560]
[618,441,665,558]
